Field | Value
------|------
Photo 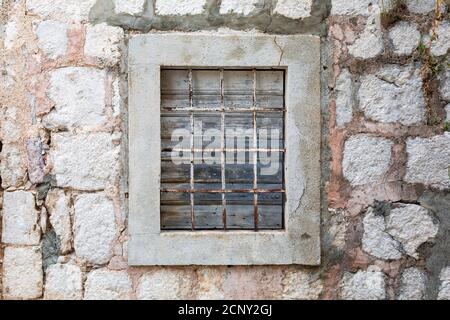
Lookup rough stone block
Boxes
[85,23,124,66]
[219,0,258,16]
[389,22,420,55]
[45,189,72,254]
[348,15,383,59]
[274,0,313,19]
[84,269,132,300]
[2,246,43,299]
[343,135,393,186]
[2,191,40,245]
[44,264,83,300]
[340,269,386,300]
[50,132,120,190]
[438,267,450,300]
[405,133,450,189]
[331,0,380,16]
[386,204,439,258]
[406,0,440,14]
[439,68,450,102]
[398,268,426,300]
[362,208,402,260]
[334,69,353,127]
[114,0,146,15]
[155,0,207,16]
[431,21,450,57]
[35,20,68,59]
[0,143,27,188]
[26,0,96,21]
[43,67,107,131]
[73,193,117,265]
[359,64,425,125]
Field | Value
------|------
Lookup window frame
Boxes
[128,33,321,266]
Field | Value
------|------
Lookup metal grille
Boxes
[161,68,285,230]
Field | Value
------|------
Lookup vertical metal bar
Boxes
[188,69,195,230]
[220,69,227,230]
[252,69,259,231]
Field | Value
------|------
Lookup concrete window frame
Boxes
[128,33,321,266]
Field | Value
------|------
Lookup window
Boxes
[160,69,285,231]
[128,34,321,265]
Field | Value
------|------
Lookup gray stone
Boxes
[44,264,83,300]
[386,204,439,258]
[84,23,124,66]
[2,191,40,245]
[398,268,426,300]
[50,132,120,190]
[84,269,132,300]
[439,68,450,102]
[438,267,450,300]
[362,208,402,260]
[35,20,68,59]
[45,189,72,254]
[219,0,258,16]
[334,69,353,127]
[431,21,450,57]
[43,67,107,131]
[274,0,313,19]
[340,269,386,300]
[343,135,393,186]
[406,0,440,14]
[359,64,425,125]
[155,0,207,15]
[445,104,450,121]
[405,133,450,189]
[2,246,43,299]
[348,14,383,59]
[73,193,117,265]
[389,22,421,55]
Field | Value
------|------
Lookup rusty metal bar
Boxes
[220,69,227,230]
[252,69,258,231]
[188,69,195,230]
[161,188,285,194]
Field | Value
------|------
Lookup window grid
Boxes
[161,68,286,231]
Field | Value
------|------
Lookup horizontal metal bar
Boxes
[162,148,286,153]
[161,188,285,194]
[161,107,286,112]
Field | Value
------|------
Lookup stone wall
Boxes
[0,0,449,300]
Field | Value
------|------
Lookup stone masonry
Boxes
[0,0,449,300]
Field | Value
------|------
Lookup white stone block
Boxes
[389,22,420,55]
[35,20,68,59]
[74,193,117,264]
[114,0,146,15]
[155,0,207,16]
[398,268,426,300]
[26,0,96,22]
[2,191,40,245]
[85,23,124,66]
[343,135,393,186]
[84,269,132,300]
[43,67,107,131]
[405,133,450,189]
[340,269,386,300]
[3,246,43,299]
[334,69,353,127]
[45,189,72,254]
[274,0,313,19]
[50,132,120,190]
[359,64,425,125]
[44,264,83,300]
